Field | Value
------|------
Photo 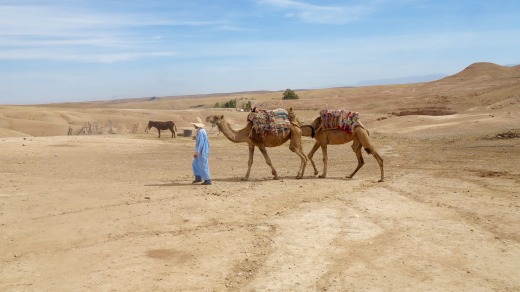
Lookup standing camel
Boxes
[205,110,308,180]
[301,115,384,182]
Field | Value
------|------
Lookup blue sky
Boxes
[1,0,519,104]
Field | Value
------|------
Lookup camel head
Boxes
[205,115,224,125]
[287,107,305,126]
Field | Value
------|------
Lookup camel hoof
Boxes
[314,171,319,176]
[241,177,249,181]
[319,175,326,178]
[378,179,385,182]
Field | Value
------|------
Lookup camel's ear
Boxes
[220,115,224,119]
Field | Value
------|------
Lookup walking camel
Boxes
[301,115,384,182]
[205,109,308,180]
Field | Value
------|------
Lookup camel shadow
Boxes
[145,177,246,187]
[145,175,351,187]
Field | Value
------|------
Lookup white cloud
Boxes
[258,0,372,24]
[0,47,176,63]
[0,3,220,62]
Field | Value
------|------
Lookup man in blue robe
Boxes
[191,117,211,185]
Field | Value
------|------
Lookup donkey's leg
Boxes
[157,129,161,138]
[347,139,364,179]
[242,145,255,181]
[258,145,279,180]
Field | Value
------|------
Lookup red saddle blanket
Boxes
[319,109,361,134]
[247,109,291,137]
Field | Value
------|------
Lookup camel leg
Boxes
[289,126,307,179]
[242,145,255,181]
[367,148,384,182]
[307,142,321,176]
[355,127,384,182]
[289,144,307,179]
[320,144,328,178]
[347,139,364,179]
[257,145,279,180]
[296,147,308,179]
[157,129,161,138]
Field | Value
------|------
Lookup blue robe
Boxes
[192,128,211,181]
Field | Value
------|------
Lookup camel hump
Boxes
[247,108,291,137]
[319,109,361,134]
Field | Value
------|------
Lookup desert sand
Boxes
[1,62,519,291]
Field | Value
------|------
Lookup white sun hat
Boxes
[191,117,205,128]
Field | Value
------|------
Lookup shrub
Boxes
[282,89,299,100]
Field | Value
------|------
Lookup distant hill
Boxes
[436,62,520,82]
[1,61,519,137]
[354,73,448,86]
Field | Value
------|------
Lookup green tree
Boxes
[282,89,299,100]
[221,98,237,108]
[243,100,252,111]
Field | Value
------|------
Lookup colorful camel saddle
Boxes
[247,108,291,137]
[319,109,362,134]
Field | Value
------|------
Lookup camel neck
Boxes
[218,119,250,143]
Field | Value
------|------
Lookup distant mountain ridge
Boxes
[354,73,448,86]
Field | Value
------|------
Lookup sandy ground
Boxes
[1,62,520,290]
[1,120,519,291]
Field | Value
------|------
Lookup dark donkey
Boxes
[147,120,177,138]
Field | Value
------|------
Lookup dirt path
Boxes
[1,133,519,291]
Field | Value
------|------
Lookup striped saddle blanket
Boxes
[320,109,361,134]
[247,108,291,137]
